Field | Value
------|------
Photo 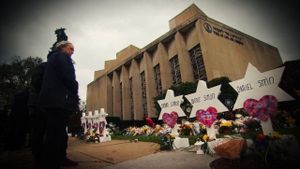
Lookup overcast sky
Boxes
[1,0,299,101]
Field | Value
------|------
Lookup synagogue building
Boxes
[86,4,283,120]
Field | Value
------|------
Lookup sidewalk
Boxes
[0,137,216,169]
[64,137,216,169]
[100,150,215,169]
[62,137,162,169]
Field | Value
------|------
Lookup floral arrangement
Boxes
[273,110,296,129]
[83,129,100,143]
[124,125,156,136]
[216,119,234,135]
[122,120,209,139]
[199,134,211,154]
[161,132,176,150]
[240,117,261,134]
[246,131,300,167]
[81,122,116,143]
[114,100,298,159]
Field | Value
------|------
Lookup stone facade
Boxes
[86,4,283,120]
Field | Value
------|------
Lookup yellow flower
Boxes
[220,121,232,127]
[186,124,193,129]
[141,127,147,132]
[200,124,206,130]
[287,117,296,127]
[202,134,209,142]
[271,131,282,139]
[169,134,176,139]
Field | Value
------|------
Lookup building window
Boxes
[154,64,162,95]
[120,82,123,120]
[112,86,114,115]
[169,55,182,85]
[140,71,147,116]
[189,44,207,81]
[129,77,134,119]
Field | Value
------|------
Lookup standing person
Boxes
[38,41,79,169]
[6,89,29,150]
[28,61,47,169]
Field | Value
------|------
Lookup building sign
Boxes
[229,63,294,110]
[203,22,243,45]
[185,80,228,118]
[203,22,213,33]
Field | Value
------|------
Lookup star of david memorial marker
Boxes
[158,89,186,120]
[229,63,294,135]
[185,80,228,139]
[157,90,189,149]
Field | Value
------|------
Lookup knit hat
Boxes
[55,40,72,48]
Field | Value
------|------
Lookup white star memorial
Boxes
[158,89,185,120]
[185,80,228,118]
[229,63,294,110]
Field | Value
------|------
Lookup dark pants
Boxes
[6,110,28,149]
[30,107,46,164]
[37,109,68,169]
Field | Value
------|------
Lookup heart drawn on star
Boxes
[92,123,98,129]
[162,111,178,128]
[243,95,278,121]
[99,121,106,134]
[195,107,218,127]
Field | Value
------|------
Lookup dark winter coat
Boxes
[28,62,47,109]
[38,51,79,114]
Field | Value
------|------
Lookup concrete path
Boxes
[62,137,162,169]
[63,137,216,169]
[101,150,216,169]
[1,137,217,169]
